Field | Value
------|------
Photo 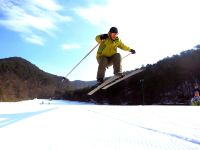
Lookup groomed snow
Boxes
[0,99,199,150]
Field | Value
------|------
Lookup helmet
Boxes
[109,27,118,33]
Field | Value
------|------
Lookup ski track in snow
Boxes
[88,108,200,145]
[0,99,200,150]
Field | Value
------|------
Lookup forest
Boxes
[68,48,200,105]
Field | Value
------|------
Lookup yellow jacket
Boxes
[95,34,131,59]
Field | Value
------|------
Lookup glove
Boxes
[130,49,136,54]
[100,34,108,40]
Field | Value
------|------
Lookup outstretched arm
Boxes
[118,40,136,54]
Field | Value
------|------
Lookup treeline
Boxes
[0,57,73,101]
[1,48,200,104]
[67,48,200,105]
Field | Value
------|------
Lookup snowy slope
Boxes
[0,99,200,150]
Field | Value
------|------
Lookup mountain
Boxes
[70,48,200,105]
[2,48,200,104]
[71,80,96,89]
[0,57,74,101]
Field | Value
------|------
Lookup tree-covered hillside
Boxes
[69,48,200,105]
[0,57,72,101]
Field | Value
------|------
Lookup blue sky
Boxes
[0,0,200,81]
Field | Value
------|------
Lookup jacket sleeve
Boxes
[118,39,131,52]
[95,35,102,43]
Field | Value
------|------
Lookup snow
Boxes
[0,99,200,150]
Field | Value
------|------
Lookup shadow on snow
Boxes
[0,107,57,128]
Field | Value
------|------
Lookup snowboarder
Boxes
[95,27,136,84]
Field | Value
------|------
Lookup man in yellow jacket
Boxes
[95,27,136,83]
